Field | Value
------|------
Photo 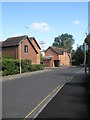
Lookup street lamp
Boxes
[19,40,24,74]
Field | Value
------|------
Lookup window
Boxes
[49,52,52,56]
[24,45,28,53]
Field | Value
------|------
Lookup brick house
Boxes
[0,41,3,59]
[2,35,41,64]
[29,37,41,64]
[43,46,71,67]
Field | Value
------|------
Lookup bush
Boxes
[2,58,44,76]
[29,64,45,72]
[2,58,19,76]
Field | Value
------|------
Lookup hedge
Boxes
[2,58,45,76]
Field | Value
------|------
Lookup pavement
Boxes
[36,68,89,119]
[2,66,89,119]
[2,67,68,81]
[2,68,52,81]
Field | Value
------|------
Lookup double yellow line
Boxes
[24,85,60,120]
[24,76,73,119]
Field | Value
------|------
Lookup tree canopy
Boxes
[52,33,75,52]
[85,33,90,51]
[72,46,84,65]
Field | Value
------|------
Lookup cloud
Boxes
[26,22,51,31]
[73,20,80,25]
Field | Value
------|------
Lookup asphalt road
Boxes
[2,66,83,119]
[37,67,88,118]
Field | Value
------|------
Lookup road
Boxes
[2,66,83,119]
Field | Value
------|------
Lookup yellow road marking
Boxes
[24,76,73,119]
[24,93,51,119]
[67,76,70,80]
[24,85,61,119]
[52,85,60,93]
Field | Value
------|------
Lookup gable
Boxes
[45,47,58,55]
[29,37,41,50]
[21,37,38,54]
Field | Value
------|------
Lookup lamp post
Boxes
[19,40,24,74]
[20,41,22,74]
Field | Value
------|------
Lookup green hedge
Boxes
[2,58,20,76]
[2,58,45,76]
[29,64,45,71]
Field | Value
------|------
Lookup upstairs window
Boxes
[24,45,28,53]
[49,52,52,56]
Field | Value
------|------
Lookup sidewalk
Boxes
[36,71,89,119]
[2,68,52,81]
[2,67,67,81]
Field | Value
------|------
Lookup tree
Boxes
[52,33,75,52]
[72,46,84,65]
[85,33,90,51]
[40,52,43,63]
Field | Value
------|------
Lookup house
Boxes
[0,41,3,59]
[43,46,71,67]
[2,35,41,64]
[29,37,41,64]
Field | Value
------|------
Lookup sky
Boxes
[2,2,88,50]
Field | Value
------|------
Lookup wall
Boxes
[45,48,70,67]
[2,46,17,59]
[45,47,59,60]
[18,38,37,64]
[31,39,40,64]
[59,52,70,66]
[43,59,53,67]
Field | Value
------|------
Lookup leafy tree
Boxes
[53,33,75,52]
[72,46,84,65]
[40,52,43,63]
[85,33,90,51]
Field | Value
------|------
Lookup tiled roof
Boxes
[46,46,67,55]
[2,35,38,54]
[2,35,27,47]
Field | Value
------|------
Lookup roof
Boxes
[45,46,67,55]
[2,35,38,54]
[2,35,27,47]
[29,37,41,50]
[43,56,53,60]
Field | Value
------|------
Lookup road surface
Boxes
[2,66,84,119]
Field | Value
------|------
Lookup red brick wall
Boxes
[2,38,38,64]
[45,48,59,60]
[18,38,37,64]
[59,52,70,66]
[2,46,17,59]
[45,47,70,67]
[43,59,53,67]
[31,39,40,64]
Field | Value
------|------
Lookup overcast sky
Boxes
[2,2,88,50]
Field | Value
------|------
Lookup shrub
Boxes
[2,58,19,76]
[29,64,45,71]
[2,58,44,76]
